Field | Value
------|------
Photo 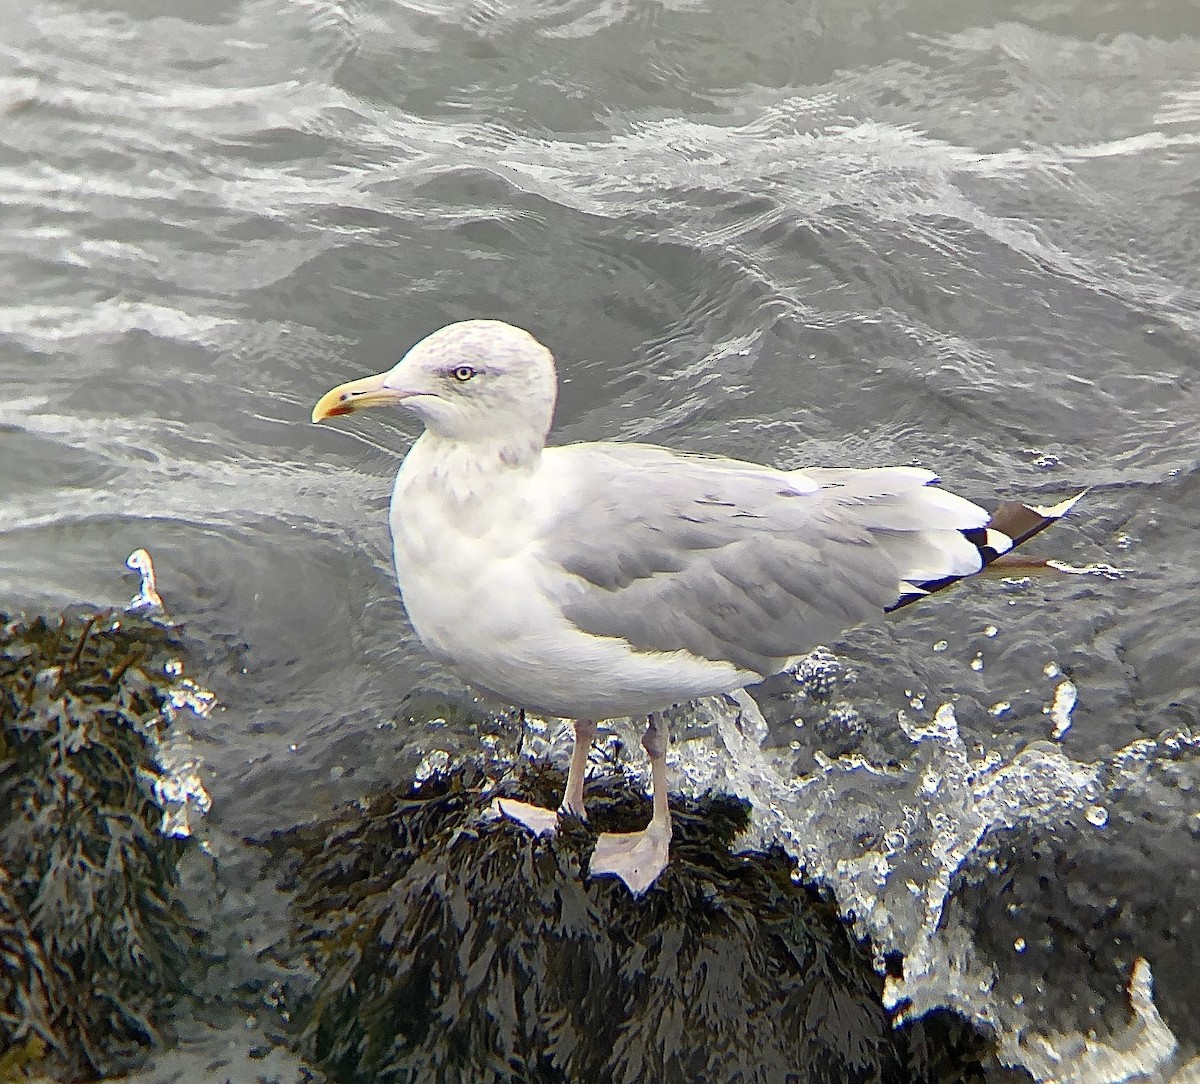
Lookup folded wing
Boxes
[538,445,996,676]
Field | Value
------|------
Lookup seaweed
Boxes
[283,762,996,1084]
[0,609,203,1081]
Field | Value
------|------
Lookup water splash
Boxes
[1046,560,1130,580]
[415,748,452,782]
[1046,680,1078,739]
[791,644,841,699]
[126,548,165,612]
[142,740,213,840]
[1001,958,1197,1083]
[123,549,214,839]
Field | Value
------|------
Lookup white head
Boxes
[312,320,558,456]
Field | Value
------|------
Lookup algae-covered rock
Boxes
[284,763,994,1084]
[0,609,204,1081]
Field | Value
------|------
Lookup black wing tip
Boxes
[887,490,1084,613]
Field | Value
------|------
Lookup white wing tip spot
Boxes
[985,528,1013,554]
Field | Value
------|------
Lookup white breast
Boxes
[387,436,748,719]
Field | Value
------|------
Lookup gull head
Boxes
[312,320,558,448]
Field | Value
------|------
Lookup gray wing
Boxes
[538,444,987,676]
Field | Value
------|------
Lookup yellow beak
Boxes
[311,372,403,423]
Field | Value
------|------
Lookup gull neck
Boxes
[408,429,546,479]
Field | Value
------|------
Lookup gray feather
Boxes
[540,445,985,675]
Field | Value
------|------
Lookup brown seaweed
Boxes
[0,609,203,1081]
[281,761,998,1084]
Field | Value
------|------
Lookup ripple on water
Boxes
[2,0,1199,1076]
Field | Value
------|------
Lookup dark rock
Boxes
[0,609,204,1081]
[281,762,995,1084]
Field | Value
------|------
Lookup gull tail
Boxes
[887,491,1085,612]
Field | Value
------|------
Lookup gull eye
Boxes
[451,365,477,383]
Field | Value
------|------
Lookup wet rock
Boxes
[0,609,204,1081]
[281,762,996,1084]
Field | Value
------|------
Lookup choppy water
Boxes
[3,0,1200,1078]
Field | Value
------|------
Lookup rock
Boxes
[281,762,995,1084]
[0,609,204,1081]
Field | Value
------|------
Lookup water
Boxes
[2,0,1199,1078]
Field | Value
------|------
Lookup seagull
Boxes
[311,319,1078,895]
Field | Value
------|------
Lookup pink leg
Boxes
[588,713,672,895]
[560,719,597,817]
[492,718,597,835]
